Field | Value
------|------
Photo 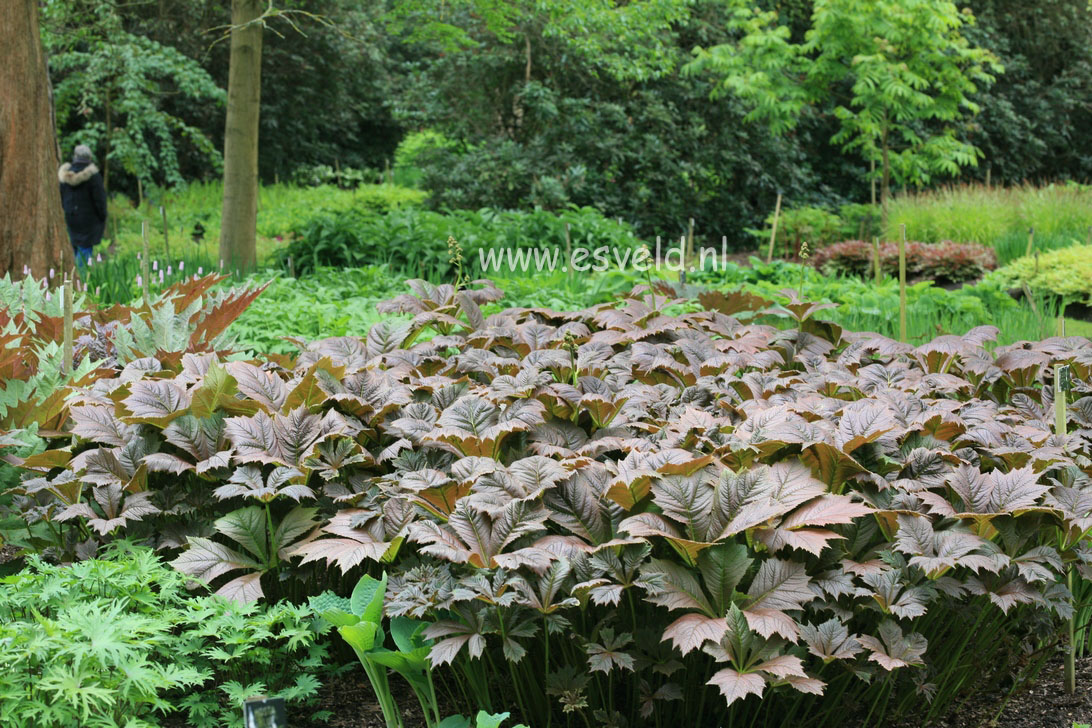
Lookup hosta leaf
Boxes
[351,572,388,623]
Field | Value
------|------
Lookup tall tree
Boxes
[0,1,72,279]
[41,0,225,194]
[688,0,1000,226]
[219,0,263,272]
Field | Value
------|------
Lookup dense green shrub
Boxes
[10,279,1092,727]
[988,244,1092,304]
[748,205,845,257]
[279,206,641,279]
[811,240,997,282]
[0,542,327,727]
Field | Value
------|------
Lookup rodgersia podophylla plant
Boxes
[9,276,1092,726]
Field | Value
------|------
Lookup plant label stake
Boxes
[898,225,908,343]
[872,236,881,284]
[62,274,73,375]
[160,205,171,262]
[141,221,151,304]
[243,696,286,728]
[766,193,782,263]
[564,222,572,283]
[687,217,695,262]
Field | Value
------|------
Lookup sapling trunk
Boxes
[1026,226,1035,257]
[766,193,782,263]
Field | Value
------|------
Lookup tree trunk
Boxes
[104,86,112,194]
[219,0,263,272]
[0,1,72,279]
[881,133,891,234]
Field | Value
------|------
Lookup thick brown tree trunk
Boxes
[218,0,263,273]
[0,2,72,279]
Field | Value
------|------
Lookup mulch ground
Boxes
[298,653,1092,728]
[291,670,432,728]
[888,653,1092,728]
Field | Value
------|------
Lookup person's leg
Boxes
[74,245,93,266]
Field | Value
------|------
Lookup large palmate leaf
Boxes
[288,508,406,573]
[122,380,191,426]
[425,395,546,457]
[55,483,159,535]
[858,621,927,671]
[410,497,550,571]
[800,619,862,663]
[170,505,318,602]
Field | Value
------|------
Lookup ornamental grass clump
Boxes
[5,277,1092,726]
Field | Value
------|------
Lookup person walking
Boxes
[58,144,107,265]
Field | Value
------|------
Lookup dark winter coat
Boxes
[58,161,107,248]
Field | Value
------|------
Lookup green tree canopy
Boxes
[42,0,225,191]
[687,0,1002,222]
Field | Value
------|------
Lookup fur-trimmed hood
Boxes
[58,162,99,186]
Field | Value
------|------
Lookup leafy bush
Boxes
[812,240,997,282]
[292,163,380,189]
[988,244,1092,304]
[101,181,427,272]
[0,542,327,727]
[11,278,1092,726]
[279,206,641,279]
[748,205,845,258]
